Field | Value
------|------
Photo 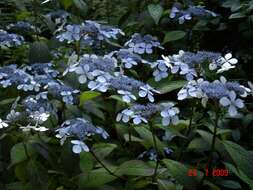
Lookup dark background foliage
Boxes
[0,0,253,190]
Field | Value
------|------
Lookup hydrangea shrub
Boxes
[1,1,253,190]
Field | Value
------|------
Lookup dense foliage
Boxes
[0,0,253,190]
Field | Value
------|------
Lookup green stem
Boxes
[128,124,132,143]
[22,141,30,159]
[199,110,219,187]
[150,122,159,182]
[90,150,126,181]
[208,111,219,167]
[179,105,195,161]
[32,0,39,41]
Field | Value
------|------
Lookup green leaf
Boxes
[79,168,117,187]
[163,31,186,44]
[157,179,178,190]
[229,13,246,19]
[224,162,253,189]
[80,152,93,174]
[148,4,164,25]
[0,98,16,105]
[187,138,209,152]
[73,0,88,15]
[149,79,186,94]
[60,0,73,9]
[6,182,25,190]
[29,41,51,63]
[163,159,203,189]
[93,143,117,159]
[219,180,241,189]
[222,0,241,12]
[10,143,33,166]
[109,95,125,103]
[135,126,166,153]
[27,160,48,190]
[15,162,27,182]
[115,160,154,176]
[196,130,226,154]
[223,140,253,178]
[79,91,101,105]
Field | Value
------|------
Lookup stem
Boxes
[22,141,30,159]
[76,40,81,59]
[150,122,159,182]
[207,111,219,168]
[32,0,40,41]
[186,106,194,136]
[90,150,126,181]
[128,124,132,143]
[179,105,195,161]
[199,110,219,187]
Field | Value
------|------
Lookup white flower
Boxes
[41,0,51,4]
[209,62,218,71]
[161,55,173,69]
[71,140,89,154]
[247,81,253,96]
[20,125,49,132]
[217,62,235,73]
[177,88,188,100]
[0,119,8,129]
[219,91,244,116]
[218,53,238,65]
[217,53,237,73]
[29,112,50,124]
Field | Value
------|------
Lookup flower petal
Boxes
[235,99,244,108]
[219,97,230,107]
[228,105,238,116]
[229,58,238,65]
[225,53,232,60]
[72,144,82,154]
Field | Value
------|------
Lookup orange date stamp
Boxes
[188,167,229,177]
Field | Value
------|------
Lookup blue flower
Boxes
[48,81,79,104]
[164,147,173,156]
[117,90,137,103]
[84,20,124,41]
[137,148,157,161]
[160,103,180,126]
[88,74,112,92]
[6,110,21,123]
[169,3,217,24]
[71,140,89,154]
[56,20,124,45]
[0,30,24,48]
[116,104,159,125]
[113,49,144,69]
[46,10,70,25]
[125,33,163,54]
[56,118,109,151]
[66,54,117,84]
[6,21,38,34]
[151,60,169,81]
[116,109,134,123]
[219,91,244,116]
[139,84,159,102]
[163,50,225,80]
